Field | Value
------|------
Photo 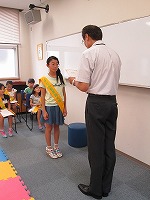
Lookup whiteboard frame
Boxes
[46,15,150,88]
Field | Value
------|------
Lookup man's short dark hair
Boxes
[28,78,35,84]
[82,25,103,40]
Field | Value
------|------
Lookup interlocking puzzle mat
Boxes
[0,160,17,180]
[0,148,8,161]
[0,176,31,200]
[0,148,35,199]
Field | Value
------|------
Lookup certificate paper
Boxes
[28,106,36,113]
[0,109,14,117]
[10,100,17,104]
[65,69,78,78]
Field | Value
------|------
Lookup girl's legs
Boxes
[8,116,13,136]
[0,114,4,130]
[53,124,60,145]
[45,123,57,159]
[11,104,17,113]
[53,124,63,157]
[0,114,7,138]
[37,109,43,129]
[45,123,53,146]
[11,104,17,123]
[8,116,13,129]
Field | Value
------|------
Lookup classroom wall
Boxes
[116,85,150,166]
[20,0,150,165]
[18,13,32,82]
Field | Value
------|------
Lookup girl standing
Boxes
[30,84,43,130]
[39,56,67,159]
[0,83,13,137]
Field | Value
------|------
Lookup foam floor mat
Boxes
[0,148,35,200]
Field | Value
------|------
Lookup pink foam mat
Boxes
[0,176,31,200]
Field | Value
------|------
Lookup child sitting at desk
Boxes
[5,80,18,113]
[24,78,35,94]
[30,84,43,130]
[0,83,13,138]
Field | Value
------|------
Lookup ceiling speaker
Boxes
[25,10,41,25]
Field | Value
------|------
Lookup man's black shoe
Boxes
[78,184,102,199]
[102,193,109,197]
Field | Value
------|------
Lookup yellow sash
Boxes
[39,77,64,113]
[31,105,41,113]
[0,97,6,109]
[4,89,15,102]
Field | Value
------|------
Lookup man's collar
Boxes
[92,40,103,46]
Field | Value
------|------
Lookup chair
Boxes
[12,115,18,133]
[20,90,31,119]
[22,92,37,131]
[21,91,40,131]
[25,93,34,131]
[20,90,26,122]
[20,90,26,113]
[10,99,21,123]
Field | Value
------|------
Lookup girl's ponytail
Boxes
[56,68,65,85]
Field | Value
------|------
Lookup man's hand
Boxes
[68,77,75,85]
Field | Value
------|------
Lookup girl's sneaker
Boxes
[8,128,13,137]
[46,147,58,159]
[54,147,63,158]
[38,126,43,131]
[0,130,7,138]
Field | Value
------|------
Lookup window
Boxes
[0,44,19,79]
[0,7,20,80]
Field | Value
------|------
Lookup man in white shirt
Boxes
[69,25,121,199]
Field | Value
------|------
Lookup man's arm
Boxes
[68,77,89,92]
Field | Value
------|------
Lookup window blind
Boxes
[0,7,20,44]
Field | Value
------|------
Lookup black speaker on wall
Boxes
[25,10,41,25]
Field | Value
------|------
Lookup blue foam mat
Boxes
[0,149,8,162]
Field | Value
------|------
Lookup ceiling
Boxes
[0,0,46,11]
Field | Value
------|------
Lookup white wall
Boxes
[116,85,150,165]
[19,13,32,82]
[20,0,150,165]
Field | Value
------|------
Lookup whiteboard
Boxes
[46,16,150,88]
[46,32,86,78]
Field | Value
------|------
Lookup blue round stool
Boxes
[68,123,87,148]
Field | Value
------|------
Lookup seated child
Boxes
[30,84,43,130]
[24,78,35,94]
[5,80,18,113]
[0,83,13,138]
